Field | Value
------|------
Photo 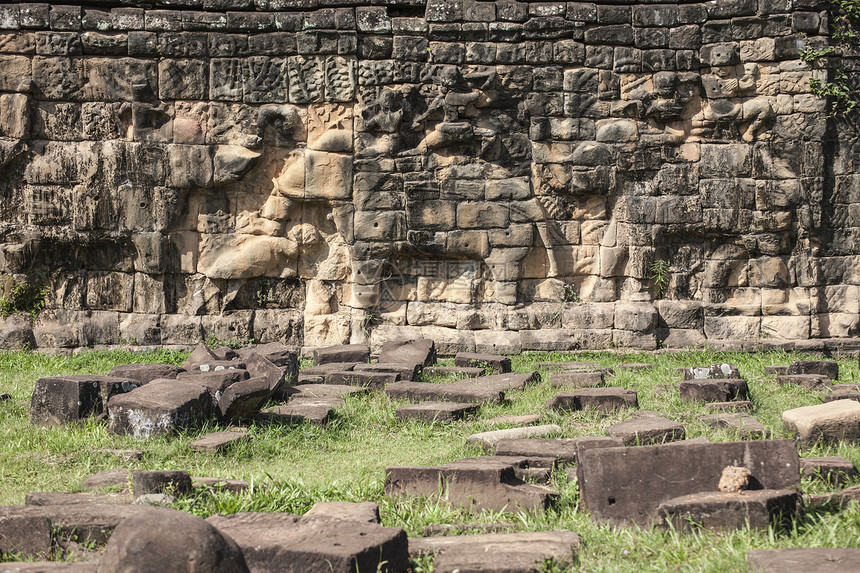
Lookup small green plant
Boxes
[649,259,671,299]
[0,281,48,323]
[561,284,581,304]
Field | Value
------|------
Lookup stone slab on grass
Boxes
[29,376,123,427]
[454,352,512,373]
[81,468,130,491]
[577,439,800,526]
[217,376,271,422]
[304,501,380,524]
[659,489,798,532]
[606,417,686,446]
[493,438,579,464]
[191,477,250,495]
[800,457,858,486]
[536,361,599,372]
[776,374,832,392]
[546,388,638,413]
[106,379,213,438]
[699,413,771,440]
[396,401,478,423]
[385,456,558,513]
[385,381,504,405]
[422,366,484,379]
[682,364,740,380]
[189,430,250,453]
[747,548,860,572]
[409,530,582,573]
[325,371,400,389]
[108,363,183,384]
[484,414,541,427]
[260,399,341,426]
[679,379,749,403]
[824,391,860,403]
[289,384,368,399]
[313,344,370,366]
[782,400,860,443]
[787,360,839,380]
[378,339,435,367]
[467,424,563,451]
[706,401,754,413]
[550,371,604,388]
[132,470,192,496]
[353,362,420,381]
[298,362,358,384]
[807,484,860,509]
[24,492,132,506]
[207,512,408,573]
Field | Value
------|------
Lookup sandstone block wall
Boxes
[0,0,857,351]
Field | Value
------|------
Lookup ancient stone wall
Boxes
[0,0,857,352]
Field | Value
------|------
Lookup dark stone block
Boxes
[132,470,193,496]
[787,360,839,380]
[454,352,511,373]
[106,380,213,438]
[547,388,638,413]
[218,376,271,421]
[606,417,686,446]
[109,363,183,384]
[660,489,798,531]
[30,376,103,427]
[313,344,370,365]
[747,548,860,573]
[396,401,478,423]
[679,379,749,403]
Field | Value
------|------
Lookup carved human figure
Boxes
[699,63,774,142]
[356,88,405,158]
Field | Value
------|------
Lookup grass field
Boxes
[1,347,859,571]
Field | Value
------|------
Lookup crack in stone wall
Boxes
[0,0,857,352]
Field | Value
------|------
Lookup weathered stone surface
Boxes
[304,501,380,524]
[547,388,638,413]
[550,371,604,388]
[288,384,367,399]
[189,430,250,453]
[800,457,858,486]
[454,352,512,373]
[776,374,832,392]
[493,438,579,464]
[353,362,420,381]
[484,414,542,428]
[260,398,340,426]
[659,489,798,532]
[422,366,485,379]
[782,400,860,443]
[108,363,183,384]
[378,338,435,367]
[682,364,741,380]
[679,379,749,403]
[217,377,271,421]
[787,360,839,380]
[107,380,213,438]
[132,470,192,496]
[98,507,250,573]
[81,468,130,492]
[409,531,582,573]
[467,424,563,451]
[298,363,358,384]
[396,401,478,423]
[606,417,686,446]
[577,440,800,526]
[385,456,558,513]
[29,376,103,426]
[385,381,504,404]
[699,413,771,440]
[747,548,860,572]
[24,492,131,506]
[207,512,408,573]
[325,370,399,388]
[313,344,370,365]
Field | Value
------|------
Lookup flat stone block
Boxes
[385,381,504,404]
[24,492,131,506]
[783,400,860,443]
[484,414,541,427]
[30,376,105,427]
[606,417,686,446]
[304,501,380,524]
[313,344,370,365]
[261,398,340,426]
[132,470,192,496]
[325,371,400,388]
[422,366,484,379]
[699,413,771,439]
[546,387,638,413]
[748,548,860,572]
[494,438,579,464]
[679,379,748,403]
[207,512,408,573]
[353,362,420,381]
[787,360,839,380]
[378,339,435,367]
[550,371,604,388]
[108,363,183,384]
[106,380,213,438]
[682,363,740,380]
[454,352,512,373]
[409,530,582,573]
[577,439,800,526]
[81,468,130,491]
[467,424,563,451]
[289,384,368,399]
[800,456,858,486]
[706,401,754,413]
[298,362,357,384]
[776,374,832,391]
[659,489,798,532]
[189,430,249,453]
[396,401,478,423]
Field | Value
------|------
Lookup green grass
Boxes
[1,347,860,571]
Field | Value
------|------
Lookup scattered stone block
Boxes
[659,489,798,532]
[25,491,131,506]
[133,493,175,507]
[237,345,299,384]
[484,414,541,427]
[30,376,104,427]
[420,523,514,536]
[261,398,341,426]
[289,384,367,399]
[182,344,219,370]
[494,439,579,464]
[776,374,832,391]
[679,379,748,403]
[211,346,240,361]
[706,401,754,413]
[207,512,408,573]
[191,477,250,495]
[108,363,183,384]
[313,344,371,366]
[106,379,213,438]
[353,362,420,381]
[189,430,249,453]
[304,501,380,524]
[800,457,858,486]
[536,361,600,372]
[747,548,860,572]
[787,360,839,380]
[422,366,484,379]
[606,417,686,446]
[243,352,291,398]
[409,530,582,573]
[577,440,800,526]
[550,371,604,388]
[824,390,860,403]
[385,456,558,513]
[176,369,250,400]
[764,365,789,376]
[298,362,358,384]
[100,508,250,573]
[217,376,271,421]
[385,381,505,404]
[699,413,771,439]
[132,470,192,496]
[396,401,478,423]
[467,424,563,451]
[546,388,638,413]
[0,511,52,558]
[782,400,860,443]
[81,468,129,491]
[378,339,436,367]
[682,363,741,380]
[326,371,399,388]
[454,352,512,373]
[807,484,860,508]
